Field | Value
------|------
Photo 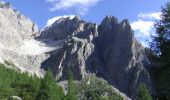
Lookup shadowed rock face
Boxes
[39,16,153,99]
[94,16,152,98]
[0,7,153,99]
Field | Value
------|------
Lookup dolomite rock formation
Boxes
[0,6,153,99]
[0,7,38,47]
[0,7,57,76]
[39,16,153,99]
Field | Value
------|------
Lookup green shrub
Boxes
[78,74,123,100]
[138,84,152,100]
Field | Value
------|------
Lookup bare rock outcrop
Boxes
[0,7,53,77]
[94,16,152,98]
[39,15,153,99]
[0,7,38,47]
[0,6,153,99]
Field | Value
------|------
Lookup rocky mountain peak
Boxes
[0,6,38,47]
[0,6,50,76]
[100,15,118,27]
[0,6,154,99]
[73,15,81,21]
[37,15,153,99]
[39,16,98,41]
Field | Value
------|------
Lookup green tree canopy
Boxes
[138,84,152,100]
[65,68,78,100]
[150,2,170,99]
[36,68,64,100]
[150,2,170,68]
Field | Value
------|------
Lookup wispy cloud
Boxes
[46,0,101,15]
[138,12,161,20]
[46,15,75,26]
[130,12,161,47]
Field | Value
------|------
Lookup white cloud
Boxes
[131,19,154,36]
[46,0,101,15]
[130,11,161,47]
[131,19,154,47]
[46,15,75,26]
[138,12,161,20]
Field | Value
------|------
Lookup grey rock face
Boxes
[0,7,53,77]
[40,17,97,80]
[39,16,98,41]
[0,6,152,99]
[40,16,153,99]
[0,7,38,47]
[93,16,152,98]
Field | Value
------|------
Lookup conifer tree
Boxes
[138,84,152,100]
[65,68,78,100]
[150,2,170,99]
[150,2,170,68]
[36,68,64,100]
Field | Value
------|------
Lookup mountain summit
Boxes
[0,6,153,99]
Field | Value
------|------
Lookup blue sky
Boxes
[3,0,169,46]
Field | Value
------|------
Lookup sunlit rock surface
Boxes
[0,6,153,99]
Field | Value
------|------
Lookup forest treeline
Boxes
[0,64,124,100]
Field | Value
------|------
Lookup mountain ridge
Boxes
[0,6,153,99]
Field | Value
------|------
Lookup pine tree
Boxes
[150,2,170,68]
[36,68,64,100]
[150,2,170,99]
[138,84,152,100]
[65,69,78,100]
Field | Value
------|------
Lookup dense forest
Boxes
[0,64,41,100]
[0,64,124,100]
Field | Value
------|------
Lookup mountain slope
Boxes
[0,6,56,76]
[0,6,153,99]
[38,15,153,99]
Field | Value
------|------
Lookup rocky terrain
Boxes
[0,5,153,99]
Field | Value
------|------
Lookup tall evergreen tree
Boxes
[150,2,170,99]
[36,68,64,100]
[150,2,170,68]
[65,68,78,100]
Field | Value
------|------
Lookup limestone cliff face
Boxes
[94,16,152,98]
[0,6,153,99]
[0,7,51,76]
[0,7,38,47]
[39,16,153,99]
